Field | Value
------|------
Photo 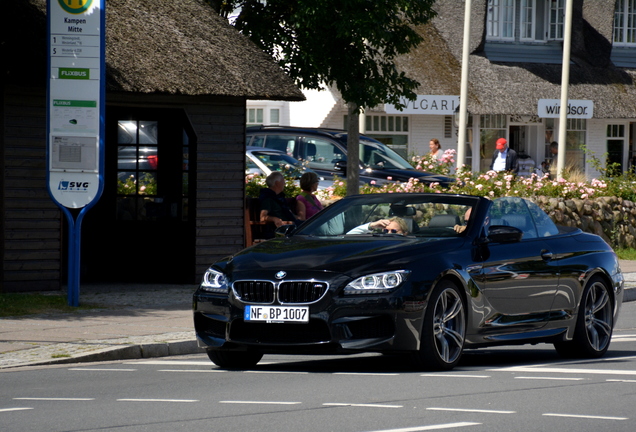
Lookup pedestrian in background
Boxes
[429,138,443,160]
[489,137,519,174]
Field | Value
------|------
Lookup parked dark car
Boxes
[193,194,623,371]
[246,125,453,186]
[245,146,333,189]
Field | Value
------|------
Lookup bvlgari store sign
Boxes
[385,95,460,115]
[538,99,594,119]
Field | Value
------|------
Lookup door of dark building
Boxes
[81,108,195,283]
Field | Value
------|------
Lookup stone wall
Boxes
[530,196,636,249]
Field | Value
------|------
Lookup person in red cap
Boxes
[489,137,519,173]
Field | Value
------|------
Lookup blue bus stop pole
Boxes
[61,206,90,307]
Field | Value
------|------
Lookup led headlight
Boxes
[200,268,228,293]
[344,270,410,295]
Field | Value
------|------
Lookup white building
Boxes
[247,0,636,179]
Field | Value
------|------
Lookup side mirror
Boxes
[275,224,296,237]
[334,160,347,173]
[487,225,523,243]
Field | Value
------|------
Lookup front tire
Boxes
[206,350,263,369]
[554,276,613,358]
[413,281,466,371]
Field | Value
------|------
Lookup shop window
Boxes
[362,115,409,158]
[607,124,626,174]
[565,118,586,174]
[116,120,190,221]
[480,114,507,172]
[117,120,158,220]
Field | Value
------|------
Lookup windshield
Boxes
[297,194,478,238]
[359,140,414,170]
[248,151,310,178]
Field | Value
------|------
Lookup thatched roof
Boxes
[4,0,304,101]
[399,0,636,119]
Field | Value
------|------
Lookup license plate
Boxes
[244,305,309,323]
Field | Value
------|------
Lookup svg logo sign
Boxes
[58,0,93,15]
[58,180,90,191]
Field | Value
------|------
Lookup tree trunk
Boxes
[346,103,360,196]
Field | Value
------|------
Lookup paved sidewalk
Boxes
[1,262,636,370]
[0,284,204,369]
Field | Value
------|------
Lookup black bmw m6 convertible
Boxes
[193,193,623,370]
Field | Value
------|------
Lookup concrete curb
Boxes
[1,340,204,369]
[624,286,636,303]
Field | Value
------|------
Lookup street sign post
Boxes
[47,0,106,306]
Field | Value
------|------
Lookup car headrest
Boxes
[429,214,460,227]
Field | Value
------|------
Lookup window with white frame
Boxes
[247,108,263,126]
[520,0,535,40]
[487,0,515,40]
[247,108,280,126]
[270,108,280,125]
[487,0,565,43]
[614,0,636,46]
[548,0,565,40]
[348,115,409,158]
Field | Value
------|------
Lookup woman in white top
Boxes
[429,138,443,160]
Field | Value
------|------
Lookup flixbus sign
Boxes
[538,99,594,119]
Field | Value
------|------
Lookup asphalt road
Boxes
[2,302,635,432]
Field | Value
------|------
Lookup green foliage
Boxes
[0,293,99,317]
[232,0,436,110]
[245,174,302,198]
[117,174,157,196]
[616,248,636,261]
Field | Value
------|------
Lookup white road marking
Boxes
[14,398,94,401]
[611,335,636,342]
[492,366,636,376]
[0,408,33,413]
[333,372,400,376]
[543,413,627,420]
[323,403,403,408]
[129,360,215,366]
[422,374,490,379]
[219,400,301,405]
[427,407,515,414]
[68,368,137,372]
[117,399,198,403]
[158,369,226,373]
[364,422,481,431]
[607,379,636,383]
[245,371,309,375]
[514,376,585,381]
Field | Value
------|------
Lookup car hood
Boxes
[224,235,465,277]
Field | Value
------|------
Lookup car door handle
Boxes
[541,250,553,261]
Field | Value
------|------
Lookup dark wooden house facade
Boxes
[1,0,303,292]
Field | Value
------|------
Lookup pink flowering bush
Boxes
[447,168,607,200]
[411,149,456,176]
[245,174,301,198]
[246,158,636,202]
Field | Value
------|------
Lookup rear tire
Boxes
[413,281,466,371]
[554,276,613,359]
[206,350,263,369]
